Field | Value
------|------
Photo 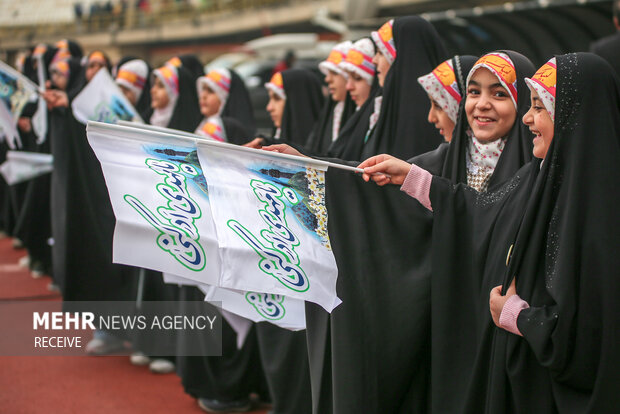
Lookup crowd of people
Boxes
[1,2,620,413]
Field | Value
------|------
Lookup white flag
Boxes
[0,102,19,149]
[200,285,306,331]
[196,140,341,312]
[0,60,39,148]
[72,69,142,125]
[86,121,219,286]
[0,150,53,185]
[87,122,357,315]
[32,54,48,144]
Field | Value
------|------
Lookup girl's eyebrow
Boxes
[468,80,506,90]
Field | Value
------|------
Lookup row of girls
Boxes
[1,36,348,413]
[258,15,620,414]
[0,40,253,411]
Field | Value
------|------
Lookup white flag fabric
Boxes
[196,140,341,312]
[200,285,306,331]
[72,69,143,125]
[0,102,19,149]
[0,150,53,185]
[0,60,39,148]
[32,54,48,144]
[86,121,220,286]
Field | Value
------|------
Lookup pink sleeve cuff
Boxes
[400,164,433,211]
[499,294,530,336]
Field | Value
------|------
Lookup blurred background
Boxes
[1,0,614,130]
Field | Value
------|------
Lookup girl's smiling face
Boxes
[465,67,517,143]
[522,89,554,159]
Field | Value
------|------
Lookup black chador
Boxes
[305,82,355,156]
[12,45,58,276]
[221,69,256,139]
[48,57,83,292]
[56,59,136,305]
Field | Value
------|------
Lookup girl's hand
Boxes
[17,117,32,133]
[358,154,412,186]
[490,278,517,327]
[261,144,306,157]
[243,137,264,148]
[42,89,69,109]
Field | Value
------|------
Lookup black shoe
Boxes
[197,398,252,413]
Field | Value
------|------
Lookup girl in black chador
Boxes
[129,60,203,373]
[115,58,152,122]
[359,50,536,414]
[255,68,325,414]
[175,66,267,413]
[43,49,136,356]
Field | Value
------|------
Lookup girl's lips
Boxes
[474,116,495,126]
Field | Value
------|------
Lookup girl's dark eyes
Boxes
[467,89,480,95]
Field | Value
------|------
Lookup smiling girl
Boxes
[483,54,620,413]
[359,50,536,413]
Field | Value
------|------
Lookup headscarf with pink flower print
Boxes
[525,57,557,121]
